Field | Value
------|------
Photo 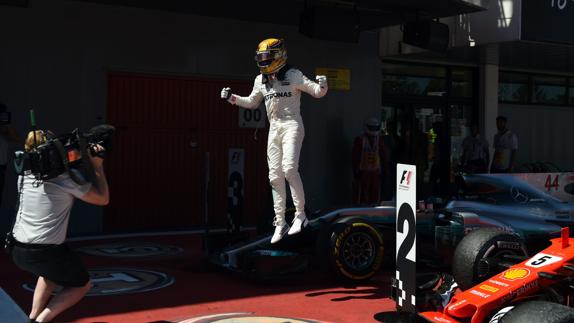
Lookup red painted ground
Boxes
[0,234,396,323]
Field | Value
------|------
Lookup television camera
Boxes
[14,123,115,184]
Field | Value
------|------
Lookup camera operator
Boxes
[9,130,109,323]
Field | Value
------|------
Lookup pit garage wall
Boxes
[499,104,574,171]
[0,0,382,235]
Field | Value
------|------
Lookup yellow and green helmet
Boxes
[254,38,287,75]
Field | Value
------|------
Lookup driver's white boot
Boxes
[271,217,290,244]
[288,213,308,235]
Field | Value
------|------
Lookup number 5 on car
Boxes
[526,253,563,268]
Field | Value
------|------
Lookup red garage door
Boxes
[105,72,270,232]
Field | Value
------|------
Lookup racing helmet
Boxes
[364,117,381,136]
[255,38,287,75]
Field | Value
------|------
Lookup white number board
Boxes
[396,163,417,312]
[239,106,266,128]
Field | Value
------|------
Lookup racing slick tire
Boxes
[498,301,574,323]
[317,221,384,282]
[452,228,527,290]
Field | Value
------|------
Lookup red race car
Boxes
[420,227,574,323]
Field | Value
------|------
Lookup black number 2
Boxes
[396,202,417,312]
[397,203,416,262]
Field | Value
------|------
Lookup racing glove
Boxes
[315,75,327,88]
[220,87,235,103]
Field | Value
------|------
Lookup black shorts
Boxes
[11,242,90,288]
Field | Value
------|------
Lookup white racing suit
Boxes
[229,67,328,226]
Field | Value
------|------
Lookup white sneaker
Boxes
[288,213,308,235]
[271,219,290,244]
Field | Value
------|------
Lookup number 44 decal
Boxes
[545,175,560,191]
[526,253,563,268]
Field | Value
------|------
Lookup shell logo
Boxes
[500,268,530,281]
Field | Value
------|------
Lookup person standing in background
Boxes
[400,119,428,198]
[461,124,489,174]
[352,117,387,205]
[381,120,398,200]
[491,116,518,173]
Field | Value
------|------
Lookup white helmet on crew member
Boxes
[365,117,381,136]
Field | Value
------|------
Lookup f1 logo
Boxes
[400,170,412,186]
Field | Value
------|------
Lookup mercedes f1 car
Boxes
[207,203,421,281]
[207,173,574,282]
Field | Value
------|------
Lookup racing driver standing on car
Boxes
[221,38,328,244]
